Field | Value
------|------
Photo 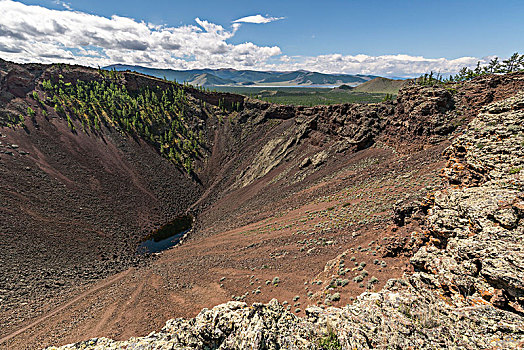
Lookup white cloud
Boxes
[0,0,281,68]
[53,0,72,11]
[232,14,284,24]
[263,54,491,78]
[0,1,490,77]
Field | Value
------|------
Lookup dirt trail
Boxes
[0,269,132,346]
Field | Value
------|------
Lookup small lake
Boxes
[138,215,193,254]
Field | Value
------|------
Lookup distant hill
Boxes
[104,64,378,87]
[203,69,275,83]
[190,73,235,86]
[333,84,353,90]
[352,77,408,94]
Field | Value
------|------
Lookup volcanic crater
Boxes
[1,59,523,349]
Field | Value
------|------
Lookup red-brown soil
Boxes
[1,142,445,349]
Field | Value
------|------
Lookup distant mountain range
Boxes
[104,64,379,87]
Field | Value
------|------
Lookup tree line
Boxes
[419,52,523,85]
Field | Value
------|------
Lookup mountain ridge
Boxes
[104,64,379,87]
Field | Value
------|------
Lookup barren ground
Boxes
[1,140,446,349]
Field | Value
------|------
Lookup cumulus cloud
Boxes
[267,54,491,78]
[0,0,281,68]
[232,14,284,24]
[0,0,489,76]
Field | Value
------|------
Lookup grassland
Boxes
[213,86,387,106]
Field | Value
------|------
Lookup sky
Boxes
[0,0,522,77]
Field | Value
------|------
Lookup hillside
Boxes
[1,59,524,349]
[189,73,236,86]
[353,77,408,94]
[104,64,377,87]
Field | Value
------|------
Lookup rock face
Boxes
[442,91,524,186]
[415,92,524,313]
[47,91,524,349]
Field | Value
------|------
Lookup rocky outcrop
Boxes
[414,92,524,312]
[233,82,463,188]
[47,300,319,350]
[393,84,455,135]
[47,89,524,349]
[442,91,524,186]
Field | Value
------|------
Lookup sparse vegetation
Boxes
[40,74,205,173]
[382,93,394,101]
[318,329,342,350]
[27,107,35,119]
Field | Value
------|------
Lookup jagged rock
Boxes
[441,91,524,186]
[310,151,328,168]
[411,92,524,313]
[46,300,319,350]
[2,64,35,98]
[299,157,312,168]
[392,199,418,226]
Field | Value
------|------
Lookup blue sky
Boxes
[0,0,522,76]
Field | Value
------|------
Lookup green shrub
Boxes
[318,329,341,350]
[27,107,35,118]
